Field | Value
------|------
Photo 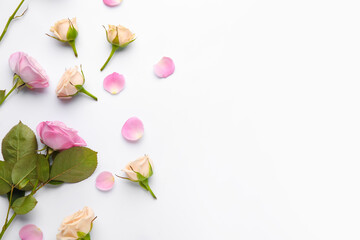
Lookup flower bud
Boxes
[119,155,157,199]
[106,24,135,47]
[50,18,78,42]
[56,207,95,240]
[49,18,79,57]
[56,66,97,101]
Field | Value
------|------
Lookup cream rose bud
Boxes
[56,66,97,101]
[50,18,78,42]
[56,207,95,240]
[120,155,157,199]
[56,66,84,99]
[122,155,153,181]
[106,24,135,47]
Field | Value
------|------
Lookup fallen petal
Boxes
[103,0,122,7]
[19,224,43,240]
[103,72,125,94]
[154,57,175,78]
[122,117,144,141]
[96,171,115,191]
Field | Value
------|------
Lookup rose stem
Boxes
[100,45,119,71]
[68,40,78,57]
[0,0,26,43]
[80,88,98,101]
[141,179,157,199]
[0,83,17,105]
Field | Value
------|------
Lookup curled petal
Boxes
[96,171,115,191]
[154,57,175,78]
[103,0,122,7]
[19,224,43,240]
[122,117,144,141]
[103,72,125,94]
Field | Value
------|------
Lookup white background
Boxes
[0,0,360,239]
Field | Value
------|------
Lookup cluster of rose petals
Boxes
[50,18,78,41]
[121,117,144,141]
[103,72,125,94]
[56,66,84,99]
[9,52,49,88]
[103,0,122,7]
[96,171,115,191]
[19,224,43,240]
[154,57,175,78]
[37,121,87,151]
[123,155,153,181]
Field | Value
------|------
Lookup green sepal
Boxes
[119,38,136,48]
[66,20,78,41]
[77,232,90,240]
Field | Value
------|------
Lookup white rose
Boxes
[56,207,95,240]
[106,24,135,47]
[56,66,84,99]
[122,155,153,181]
[50,18,78,41]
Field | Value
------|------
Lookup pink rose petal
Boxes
[154,57,175,78]
[122,117,144,141]
[96,171,115,191]
[19,224,43,240]
[103,72,125,95]
[103,0,122,7]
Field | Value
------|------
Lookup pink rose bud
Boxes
[36,121,87,151]
[9,52,49,89]
[1,52,49,106]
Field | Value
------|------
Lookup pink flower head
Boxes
[103,0,122,7]
[9,52,49,89]
[36,121,87,151]
[19,224,43,240]
[103,72,125,94]
[154,57,175,78]
[121,117,144,141]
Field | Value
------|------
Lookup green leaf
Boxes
[8,188,25,206]
[50,147,97,183]
[12,195,37,215]
[12,154,37,190]
[0,161,13,194]
[36,154,49,182]
[2,122,38,164]
[77,232,87,238]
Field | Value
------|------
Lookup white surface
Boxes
[0,0,360,239]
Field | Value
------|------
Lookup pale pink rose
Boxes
[36,121,86,151]
[9,52,49,89]
[56,207,95,240]
[56,66,84,99]
[122,155,154,181]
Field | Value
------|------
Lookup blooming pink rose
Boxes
[9,52,49,89]
[36,121,86,150]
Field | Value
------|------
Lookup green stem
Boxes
[141,179,157,199]
[0,82,17,105]
[0,214,16,239]
[4,187,14,224]
[100,45,119,71]
[0,0,26,43]
[68,40,78,57]
[80,88,98,101]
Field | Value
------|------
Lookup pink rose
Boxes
[9,52,49,89]
[37,121,87,151]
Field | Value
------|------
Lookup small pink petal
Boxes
[103,72,125,94]
[122,117,144,141]
[154,57,175,78]
[103,0,122,7]
[96,171,115,191]
[19,224,43,240]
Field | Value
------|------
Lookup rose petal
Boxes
[19,224,43,240]
[103,0,122,7]
[96,171,115,191]
[103,72,125,94]
[154,57,175,78]
[122,117,144,141]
